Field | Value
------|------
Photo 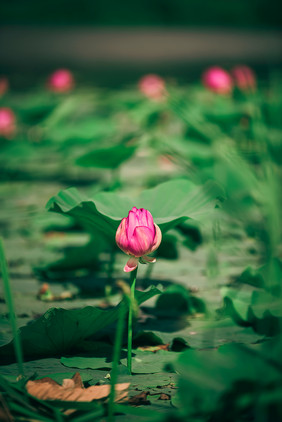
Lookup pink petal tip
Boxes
[124,257,139,272]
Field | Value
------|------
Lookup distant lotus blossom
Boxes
[0,77,9,96]
[0,108,16,138]
[202,67,233,94]
[116,207,162,272]
[47,69,75,93]
[231,65,256,92]
[138,74,166,100]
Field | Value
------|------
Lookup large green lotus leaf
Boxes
[46,179,222,241]
[46,188,132,241]
[156,233,178,260]
[61,356,113,371]
[175,339,282,417]
[0,286,161,362]
[62,349,179,374]
[76,144,137,169]
[120,349,178,374]
[155,284,206,317]
[222,287,282,336]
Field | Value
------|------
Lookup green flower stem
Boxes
[0,238,24,377]
[108,301,127,422]
[127,267,138,375]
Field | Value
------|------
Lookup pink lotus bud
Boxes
[47,69,74,93]
[138,74,166,100]
[231,65,256,92]
[116,207,162,272]
[0,77,9,96]
[0,108,16,138]
[202,67,233,94]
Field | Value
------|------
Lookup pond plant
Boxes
[116,207,162,374]
[0,67,281,422]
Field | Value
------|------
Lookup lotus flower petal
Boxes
[149,223,162,253]
[124,257,139,272]
[127,209,139,239]
[129,226,155,257]
[141,255,156,263]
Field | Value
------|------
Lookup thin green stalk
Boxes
[108,301,127,422]
[127,267,138,375]
[53,408,64,422]
[0,238,24,377]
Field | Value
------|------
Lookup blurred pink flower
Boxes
[116,207,162,272]
[0,77,9,96]
[0,108,16,138]
[231,65,256,92]
[138,74,166,100]
[47,69,74,93]
[202,67,233,94]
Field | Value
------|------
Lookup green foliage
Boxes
[61,349,179,374]
[221,287,282,336]
[120,349,178,374]
[0,286,162,362]
[155,284,206,317]
[176,221,203,251]
[46,179,222,241]
[76,144,137,169]
[156,233,178,260]
[1,71,282,421]
[174,336,282,420]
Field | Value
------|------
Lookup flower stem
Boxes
[0,238,24,377]
[127,267,138,375]
[108,301,127,422]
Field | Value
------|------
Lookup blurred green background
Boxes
[0,0,281,27]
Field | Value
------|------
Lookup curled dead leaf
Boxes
[128,391,151,406]
[37,283,74,301]
[158,393,171,400]
[26,373,129,403]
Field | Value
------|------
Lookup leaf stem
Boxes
[0,238,24,377]
[127,267,138,375]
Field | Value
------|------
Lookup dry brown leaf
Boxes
[0,394,14,422]
[37,283,74,301]
[137,344,170,353]
[44,232,66,239]
[26,373,129,403]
